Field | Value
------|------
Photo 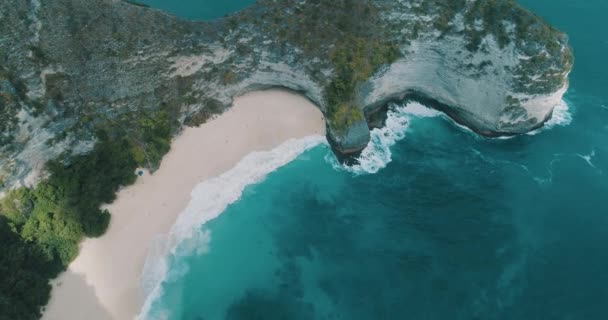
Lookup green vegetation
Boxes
[421,0,572,94]
[0,215,56,320]
[27,45,49,67]
[409,0,521,50]
[408,0,466,37]
[513,52,571,94]
[410,0,519,50]
[0,1,573,317]
[463,0,513,50]
[184,98,225,127]
[505,95,521,108]
[326,39,400,132]
[0,137,135,319]
[129,109,176,168]
[0,105,177,318]
[257,0,401,133]
[328,102,364,133]
[44,72,69,102]
[221,70,238,85]
[0,54,181,315]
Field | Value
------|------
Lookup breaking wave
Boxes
[528,99,572,135]
[329,99,573,175]
[137,135,326,320]
[328,101,441,175]
[543,99,573,128]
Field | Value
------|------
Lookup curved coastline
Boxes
[137,135,325,319]
[0,0,573,190]
[0,1,576,317]
[42,89,326,320]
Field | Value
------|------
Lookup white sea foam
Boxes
[576,149,600,171]
[544,99,573,128]
[330,101,440,175]
[331,99,573,175]
[137,135,326,320]
[400,101,443,118]
[528,99,572,135]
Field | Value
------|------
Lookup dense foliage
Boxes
[258,0,401,133]
[0,109,176,318]
[0,216,57,320]
[326,39,400,133]
[0,0,571,318]
[391,0,572,95]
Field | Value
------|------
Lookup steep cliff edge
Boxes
[0,0,572,188]
[0,1,573,318]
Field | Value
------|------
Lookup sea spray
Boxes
[546,99,573,127]
[328,101,441,175]
[329,99,573,176]
[137,135,326,320]
[527,99,572,135]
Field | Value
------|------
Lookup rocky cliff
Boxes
[0,0,573,191]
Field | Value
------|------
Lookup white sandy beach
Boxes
[42,90,326,320]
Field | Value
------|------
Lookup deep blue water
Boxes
[141,1,608,319]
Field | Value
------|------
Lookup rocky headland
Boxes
[0,0,572,189]
[0,1,572,318]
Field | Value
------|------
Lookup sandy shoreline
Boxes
[42,90,326,320]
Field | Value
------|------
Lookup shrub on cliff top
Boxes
[258,0,401,134]
[326,38,400,133]
[329,102,365,133]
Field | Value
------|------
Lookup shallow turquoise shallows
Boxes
[138,0,255,20]
[140,1,608,319]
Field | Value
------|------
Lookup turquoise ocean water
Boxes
[138,0,255,20]
[138,1,608,319]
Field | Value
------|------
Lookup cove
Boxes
[138,1,608,319]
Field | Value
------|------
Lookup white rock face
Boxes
[509,81,569,126]
[237,61,326,107]
[361,35,567,134]
[195,59,326,111]
[0,109,95,191]
[168,47,231,78]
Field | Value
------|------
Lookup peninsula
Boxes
[0,0,572,319]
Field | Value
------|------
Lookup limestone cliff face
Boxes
[0,0,572,190]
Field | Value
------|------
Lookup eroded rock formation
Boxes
[0,0,572,190]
